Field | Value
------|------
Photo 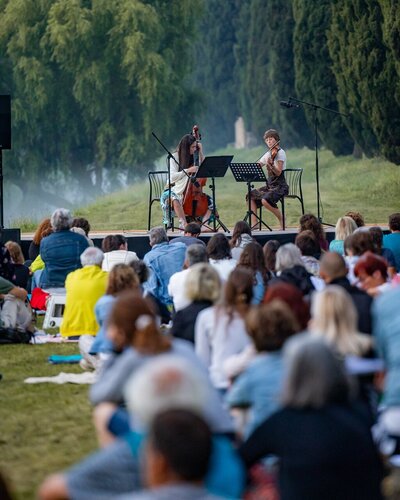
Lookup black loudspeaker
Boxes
[0,228,20,244]
[0,95,11,150]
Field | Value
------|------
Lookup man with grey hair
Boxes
[143,227,186,308]
[59,246,107,339]
[39,208,89,289]
[38,356,243,500]
[168,244,208,312]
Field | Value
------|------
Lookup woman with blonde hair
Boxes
[310,285,372,357]
[171,263,221,344]
[329,216,357,255]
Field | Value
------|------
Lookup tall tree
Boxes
[0,0,200,192]
[292,0,354,155]
[238,0,312,147]
[327,0,400,163]
[192,0,239,151]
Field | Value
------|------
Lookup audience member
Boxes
[82,263,140,369]
[39,208,89,289]
[195,267,253,391]
[319,252,373,334]
[38,357,241,500]
[71,217,94,246]
[299,213,328,251]
[0,244,15,282]
[0,275,32,332]
[224,281,310,382]
[295,230,321,276]
[60,247,108,339]
[124,409,222,500]
[373,285,400,443]
[171,263,221,344]
[239,338,384,500]
[230,221,253,261]
[143,227,186,308]
[263,239,280,275]
[227,300,299,437]
[29,217,52,261]
[354,252,391,296]
[237,241,269,304]
[168,244,208,312]
[5,241,29,290]
[383,212,400,271]
[101,234,138,272]
[206,233,237,282]
[329,216,357,255]
[369,226,396,277]
[309,286,373,357]
[168,222,206,248]
[344,230,375,284]
[90,292,232,445]
[272,243,315,296]
[345,210,365,228]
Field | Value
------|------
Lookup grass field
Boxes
[0,342,96,500]
[14,146,400,232]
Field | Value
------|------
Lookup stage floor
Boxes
[21,226,336,260]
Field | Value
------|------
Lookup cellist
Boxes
[160,134,213,230]
[248,129,288,230]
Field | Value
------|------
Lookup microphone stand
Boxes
[282,96,348,227]
[151,132,192,231]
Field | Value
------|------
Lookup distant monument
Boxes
[235,116,257,149]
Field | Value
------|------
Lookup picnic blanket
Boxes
[48,354,82,364]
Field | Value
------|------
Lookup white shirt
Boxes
[209,258,237,282]
[102,250,139,272]
[259,148,287,171]
[166,152,189,196]
[195,306,251,389]
[168,268,191,312]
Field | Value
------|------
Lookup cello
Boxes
[182,125,208,221]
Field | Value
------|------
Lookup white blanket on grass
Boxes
[24,371,96,384]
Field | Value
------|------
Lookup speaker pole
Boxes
[0,148,3,229]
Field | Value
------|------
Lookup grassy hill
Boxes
[16,146,400,232]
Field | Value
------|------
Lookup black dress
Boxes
[240,403,383,500]
[171,300,213,344]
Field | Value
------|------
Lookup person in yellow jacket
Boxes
[60,247,108,338]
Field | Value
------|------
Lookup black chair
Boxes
[148,171,174,230]
[259,168,305,230]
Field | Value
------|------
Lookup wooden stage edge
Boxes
[20,226,337,261]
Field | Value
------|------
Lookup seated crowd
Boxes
[2,208,400,499]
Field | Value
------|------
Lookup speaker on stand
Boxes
[0,95,20,243]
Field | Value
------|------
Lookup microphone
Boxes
[280,100,300,109]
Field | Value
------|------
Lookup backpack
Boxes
[0,327,32,344]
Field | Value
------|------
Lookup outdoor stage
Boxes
[19,226,337,260]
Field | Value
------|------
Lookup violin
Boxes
[182,125,208,221]
[266,140,281,175]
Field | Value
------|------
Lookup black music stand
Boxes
[230,162,272,231]
[196,155,233,232]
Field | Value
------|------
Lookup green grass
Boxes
[69,146,400,231]
[0,342,97,500]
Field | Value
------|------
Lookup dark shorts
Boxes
[249,184,288,209]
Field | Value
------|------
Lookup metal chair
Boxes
[259,168,305,230]
[148,171,174,230]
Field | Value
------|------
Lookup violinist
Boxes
[249,129,288,230]
[160,134,213,230]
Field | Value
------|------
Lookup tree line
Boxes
[0,0,399,196]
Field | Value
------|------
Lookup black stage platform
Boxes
[20,227,336,260]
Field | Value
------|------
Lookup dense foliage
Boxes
[0,0,399,199]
